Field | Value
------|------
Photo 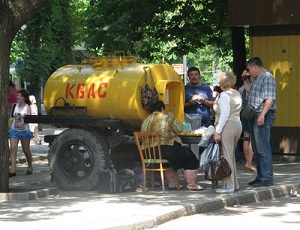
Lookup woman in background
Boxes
[7,79,18,117]
[238,85,256,172]
[29,95,41,145]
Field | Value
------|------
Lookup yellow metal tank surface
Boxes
[43,55,185,128]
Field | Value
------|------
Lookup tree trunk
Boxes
[231,26,247,88]
[0,0,49,192]
[0,19,12,193]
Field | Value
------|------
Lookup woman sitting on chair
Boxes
[140,100,203,191]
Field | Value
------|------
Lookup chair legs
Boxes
[160,170,166,193]
[142,169,147,192]
[142,169,180,192]
[150,171,167,192]
[157,169,180,192]
[174,171,180,191]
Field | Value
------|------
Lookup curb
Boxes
[104,183,300,230]
[1,154,58,203]
[0,187,59,203]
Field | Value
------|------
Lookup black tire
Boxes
[49,128,109,190]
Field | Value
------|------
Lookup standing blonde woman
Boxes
[213,72,242,193]
[8,89,34,177]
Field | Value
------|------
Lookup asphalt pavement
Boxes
[1,126,300,230]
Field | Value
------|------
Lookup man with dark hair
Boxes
[184,67,214,127]
[242,57,277,187]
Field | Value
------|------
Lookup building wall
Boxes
[250,27,300,154]
[228,1,300,155]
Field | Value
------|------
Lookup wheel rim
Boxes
[59,142,94,179]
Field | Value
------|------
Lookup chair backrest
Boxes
[133,131,164,168]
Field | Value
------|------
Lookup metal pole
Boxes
[183,55,187,85]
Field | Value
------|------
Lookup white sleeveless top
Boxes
[11,103,30,131]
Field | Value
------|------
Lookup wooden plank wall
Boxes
[228,0,300,26]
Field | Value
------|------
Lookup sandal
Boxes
[187,185,204,191]
[245,166,256,172]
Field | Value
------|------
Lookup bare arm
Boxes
[200,98,214,108]
[257,99,274,126]
[184,99,197,109]
[27,105,32,115]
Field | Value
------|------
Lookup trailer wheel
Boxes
[49,128,109,190]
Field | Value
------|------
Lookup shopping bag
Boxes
[141,66,159,107]
[141,84,159,107]
[204,143,232,181]
[205,157,232,181]
[199,143,214,171]
[98,168,136,193]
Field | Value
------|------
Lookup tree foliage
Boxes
[9,0,235,91]
[11,0,234,85]
[84,0,232,66]
[12,0,76,89]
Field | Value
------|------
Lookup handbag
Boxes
[8,103,16,129]
[240,104,257,120]
[240,96,264,120]
[98,168,136,193]
[8,117,14,129]
[141,66,159,107]
[205,143,232,181]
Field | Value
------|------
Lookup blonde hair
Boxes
[217,72,236,88]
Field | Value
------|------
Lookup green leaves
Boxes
[83,0,232,65]
[10,0,235,87]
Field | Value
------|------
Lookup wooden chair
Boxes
[133,131,180,193]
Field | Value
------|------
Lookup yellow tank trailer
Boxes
[44,55,184,127]
[26,54,185,190]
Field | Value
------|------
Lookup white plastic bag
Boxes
[198,125,215,147]
[210,143,220,162]
[199,143,213,171]
[199,142,220,171]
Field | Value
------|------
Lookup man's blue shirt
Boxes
[184,83,213,121]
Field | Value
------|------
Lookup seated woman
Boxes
[140,100,203,190]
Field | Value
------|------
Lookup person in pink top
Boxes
[7,80,18,116]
